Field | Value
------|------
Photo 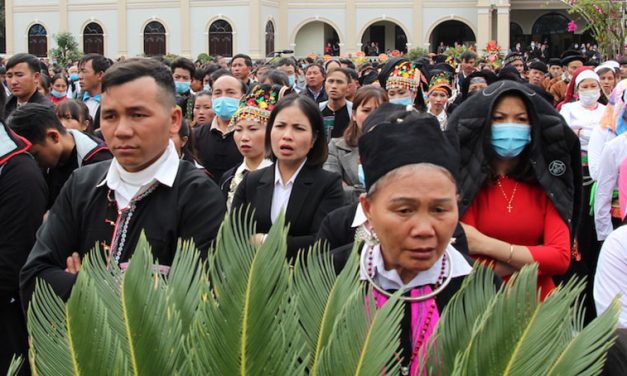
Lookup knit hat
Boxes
[528,61,548,74]
[548,58,562,68]
[359,111,459,190]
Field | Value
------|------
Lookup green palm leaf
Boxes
[425,262,499,374]
[27,280,75,375]
[6,355,23,376]
[314,248,403,376]
[546,298,620,376]
[118,237,185,375]
[292,240,361,373]
[190,207,307,375]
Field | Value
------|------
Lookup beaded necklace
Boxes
[108,181,160,264]
[365,245,448,375]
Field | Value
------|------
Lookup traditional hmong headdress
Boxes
[503,52,524,67]
[428,71,453,96]
[228,84,280,131]
[385,61,422,93]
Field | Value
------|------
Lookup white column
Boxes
[496,6,510,52]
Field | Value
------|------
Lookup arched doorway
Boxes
[143,21,166,56]
[83,22,104,55]
[209,20,233,57]
[265,21,275,57]
[294,21,340,57]
[429,20,475,53]
[28,24,48,57]
[361,21,408,55]
[532,13,570,57]
[510,22,525,51]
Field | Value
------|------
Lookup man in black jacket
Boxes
[20,58,226,306]
[0,123,47,375]
[4,53,52,118]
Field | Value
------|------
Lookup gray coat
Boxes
[324,137,364,204]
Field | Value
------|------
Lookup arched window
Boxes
[532,13,569,35]
[83,22,104,55]
[209,20,233,57]
[28,24,48,57]
[265,21,275,57]
[143,21,166,56]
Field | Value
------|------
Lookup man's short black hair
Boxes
[79,54,112,74]
[193,66,206,81]
[171,57,196,78]
[101,58,176,106]
[230,54,253,67]
[276,58,297,70]
[339,58,356,70]
[460,51,477,62]
[9,103,66,144]
[347,68,358,82]
[327,67,352,83]
[305,63,326,77]
[6,53,41,74]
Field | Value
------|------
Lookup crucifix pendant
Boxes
[507,203,513,213]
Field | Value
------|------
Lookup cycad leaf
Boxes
[166,239,204,336]
[192,207,306,375]
[316,250,403,376]
[453,264,539,375]
[425,263,498,374]
[7,355,23,376]
[292,239,360,373]
[120,236,184,375]
[546,297,620,376]
[501,276,585,376]
[66,252,128,375]
[27,280,76,375]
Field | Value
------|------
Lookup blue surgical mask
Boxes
[69,73,79,81]
[50,89,67,98]
[491,122,531,158]
[175,81,191,94]
[213,96,240,120]
[390,96,413,107]
[288,75,296,87]
[203,84,210,92]
[358,164,365,187]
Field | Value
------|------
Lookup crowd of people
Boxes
[2,45,627,374]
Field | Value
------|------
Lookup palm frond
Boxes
[292,240,361,373]
[27,280,76,375]
[63,252,128,375]
[501,276,585,375]
[7,355,23,376]
[546,298,620,376]
[119,237,185,375]
[190,207,306,375]
[314,249,403,376]
[425,262,499,374]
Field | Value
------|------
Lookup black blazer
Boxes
[232,164,343,259]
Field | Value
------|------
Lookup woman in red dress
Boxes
[449,80,582,300]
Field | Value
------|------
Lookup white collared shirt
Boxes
[594,225,627,328]
[594,134,627,240]
[270,160,307,223]
[84,97,100,119]
[97,140,179,209]
[359,243,472,290]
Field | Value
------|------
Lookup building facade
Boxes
[6,0,590,59]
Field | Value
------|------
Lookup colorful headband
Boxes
[228,84,279,131]
[428,72,453,95]
[504,53,524,66]
[385,61,421,93]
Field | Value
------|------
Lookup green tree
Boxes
[49,32,83,66]
[559,0,626,59]
[405,47,429,61]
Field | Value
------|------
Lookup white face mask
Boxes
[579,89,600,107]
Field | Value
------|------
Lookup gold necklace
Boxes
[496,177,518,213]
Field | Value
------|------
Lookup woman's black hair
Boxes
[55,99,93,134]
[483,90,538,185]
[265,95,328,168]
[51,73,70,89]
